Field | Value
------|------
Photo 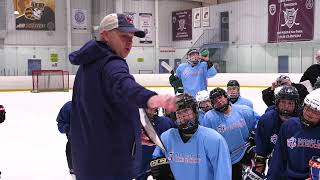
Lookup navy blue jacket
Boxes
[56,101,72,134]
[69,40,157,178]
[267,118,320,179]
[136,116,176,180]
[255,107,283,157]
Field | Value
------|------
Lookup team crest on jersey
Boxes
[217,124,226,134]
[306,0,314,10]
[270,134,278,145]
[287,137,297,149]
[281,8,300,29]
[125,14,134,25]
[269,4,276,16]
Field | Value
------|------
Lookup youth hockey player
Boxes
[56,101,73,174]
[202,88,258,180]
[267,89,320,179]
[175,48,217,97]
[195,90,213,125]
[227,80,253,108]
[151,93,232,180]
[252,86,300,178]
[262,75,308,107]
[135,108,175,180]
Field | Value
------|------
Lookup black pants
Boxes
[232,151,253,180]
[66,139,73,170]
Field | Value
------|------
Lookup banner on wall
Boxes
[14,0,55,30]
[193,8,201,28]
[139,13,152,44]
[72,9,88,32]
[268,0,314,43]
[202,7,210,27]
[172,9,192,41]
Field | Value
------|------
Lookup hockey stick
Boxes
[231,142,251,155]
[139,109,167,153]
[161,61,173,73]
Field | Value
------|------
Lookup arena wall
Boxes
[0,73,303,91]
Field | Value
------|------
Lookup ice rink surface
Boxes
[0,87,267,180]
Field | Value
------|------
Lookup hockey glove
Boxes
[150,157,175,180]
[309,156,320,180]
[0,105,6,123]
[207,61,214,69]
[242,166,266,180]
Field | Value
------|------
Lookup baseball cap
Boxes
[200,49,209,57]
[99,13,145,38]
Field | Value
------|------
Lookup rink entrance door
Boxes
[278,56,288,73]
[28,59,41,75]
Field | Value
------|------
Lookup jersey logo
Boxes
[287,137,297,149]
[217,124,226,134]
[270,134,278,145]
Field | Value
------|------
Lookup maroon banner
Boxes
[172,9,192,41]
[268,0,314,43]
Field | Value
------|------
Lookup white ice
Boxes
[0,87,267,180]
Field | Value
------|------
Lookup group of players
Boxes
[136,48,320,180]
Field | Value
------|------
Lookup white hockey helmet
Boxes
[196,90,210,102]
[304,89,320,112]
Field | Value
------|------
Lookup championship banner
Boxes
[268,0,314,43]
[202,7,210,27]
[172,9,192,41]
[72,9,88,32]
[193,8,201,28]
[14,0,55,31]
[139,13,152,44]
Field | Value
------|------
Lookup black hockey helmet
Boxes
[187,48,200,56]
[276,75,290,86]
[175,93,199,134]
[209,88,229,112]
[275,86,300,117]
[227,80,240,87]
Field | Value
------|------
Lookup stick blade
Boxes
[139,109,167,152]
[160,61,173,72]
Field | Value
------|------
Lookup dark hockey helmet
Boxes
[275,86,300,117]
[175,93,199,134]
[314,77,320,90]
[276,75,290,86]
[209,88,229,112]
[227,80,240,103]
[227,80,240,88]
[187,48,200,56]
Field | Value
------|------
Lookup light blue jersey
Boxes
[233,96,253,109]
[176,62,217,97]
[202,105,257,164]
[153,126,231,180]
[198,110,206,125]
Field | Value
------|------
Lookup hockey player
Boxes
[262,75,308,107]
[267,89,320,179]
[151,93,232,180]
[202,88,258,180]
[175,48,217,97]
[135,108,176,180]
[252,86,300,178]
[227,80,253,108]
[300,49,320,88]
[0,105,5,124]
[56,101,73,174]
[195,90,213,125]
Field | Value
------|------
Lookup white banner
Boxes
[193,8,201,28]
[72,9,88,32]
[202,7,210,27]
[139,13,152,44]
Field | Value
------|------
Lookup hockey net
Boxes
[32,70,69,93]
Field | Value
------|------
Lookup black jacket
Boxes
[299,64,320,87]
[262,83,308,107]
